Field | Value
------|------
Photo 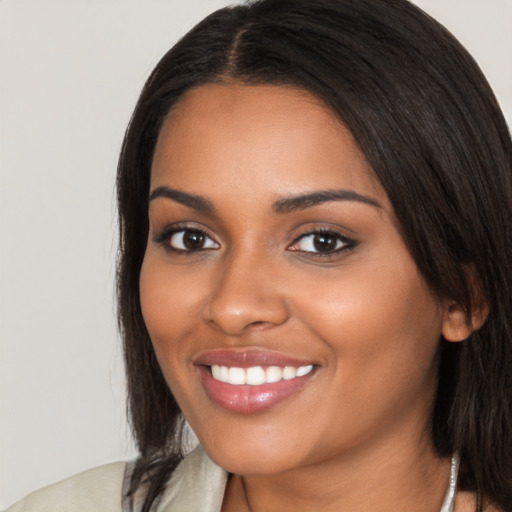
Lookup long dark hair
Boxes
[116,0,512,510]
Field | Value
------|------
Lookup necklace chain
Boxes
[240,454,459,512]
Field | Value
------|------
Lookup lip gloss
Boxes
[195,349,317,414]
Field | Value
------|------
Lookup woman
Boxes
[8,0,511,511]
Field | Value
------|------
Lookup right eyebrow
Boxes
[148,186,216,215]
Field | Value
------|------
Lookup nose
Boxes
[203,251,289,336]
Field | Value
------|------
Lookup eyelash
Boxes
[288,228,356,259]
[154,225,219,253]
[154,226,356,259]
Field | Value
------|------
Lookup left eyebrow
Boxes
[273,189,383,214]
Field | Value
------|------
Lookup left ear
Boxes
[441,301,489,342]
[441,272,489,342]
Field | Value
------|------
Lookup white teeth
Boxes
[228,367,246,385]
[210,364,314,385]
[219,365,230,383]
[211,365,222,380]
[296,364,313,377]
[211,365,229,383]
[282,366,297,380]
[266,366,282,383]
[246,366,267,385]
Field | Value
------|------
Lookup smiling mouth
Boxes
[194,349,318,413]
[198,361,317,414]
[209,364,314,385]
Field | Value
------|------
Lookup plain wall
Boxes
[1,0,510,507]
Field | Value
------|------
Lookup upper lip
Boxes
[194,348,316,368]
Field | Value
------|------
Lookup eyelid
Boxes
[288,228,356,257]
[152,223,356,258]
[153,224,220,252]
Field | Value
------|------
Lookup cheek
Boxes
[139,253,207,409]
[291,254,444,382]
[139,253,201,371]
[140,253,200,334]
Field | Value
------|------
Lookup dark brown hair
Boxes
[117,0,512,509]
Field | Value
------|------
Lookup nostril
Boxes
[248,320,267,327]
[204,287,290,335]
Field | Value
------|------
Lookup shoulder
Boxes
[156,445,228,512]
[7,461,126,512]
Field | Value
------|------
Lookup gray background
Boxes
[1,0,511,506]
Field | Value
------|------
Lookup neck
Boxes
[222,436,452,512]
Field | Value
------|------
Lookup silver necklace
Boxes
[240,453,460,512]
[440,454,459,512]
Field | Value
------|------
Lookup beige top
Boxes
[7,446,456,511]
[7,446,227,512]
[6,461,127,512]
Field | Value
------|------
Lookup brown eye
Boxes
[167,229,219,251]
[288,230,354,256]
[183,230,205,249]
[312,233,339,252]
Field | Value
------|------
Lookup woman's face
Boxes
[140,83,446,476]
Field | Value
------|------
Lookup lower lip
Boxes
[198,366,315,414]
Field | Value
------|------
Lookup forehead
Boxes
[151,83,386,204]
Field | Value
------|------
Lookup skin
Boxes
[140,83,476,511]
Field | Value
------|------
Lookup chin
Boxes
[195,425,310,476]
[210,448,302,476]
